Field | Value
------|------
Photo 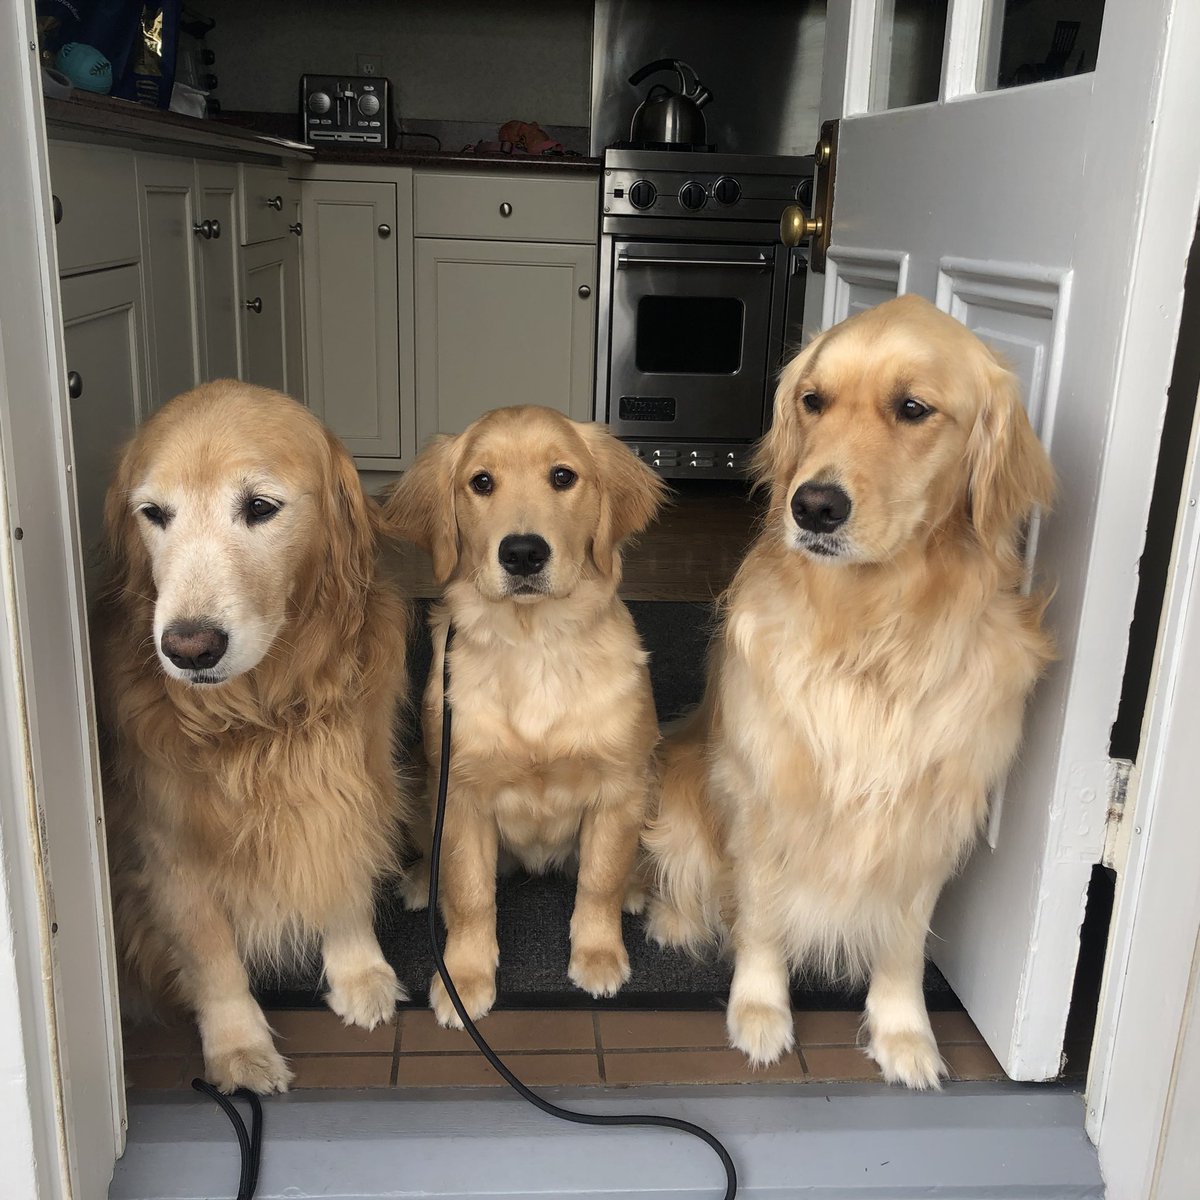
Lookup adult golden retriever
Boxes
[95,381,409,1093]
[384,406,665,1027]
[645,295,1054,1088]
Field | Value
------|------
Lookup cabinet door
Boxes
[301,179,400,457]
[240,240,288,394]
[285,196,306,404]
[135,153,202,408]
[415,238,596,443]
[195,161,242,381]
[59,266,148,584]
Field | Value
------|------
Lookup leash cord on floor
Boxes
[190,1077,263,1200]
[427,624,738,1200]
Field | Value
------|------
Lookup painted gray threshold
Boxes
[109,1081,1104,1199]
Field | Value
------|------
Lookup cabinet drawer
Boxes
[48,142,140,275]
[239,165,293,245]
[414,172,597,243]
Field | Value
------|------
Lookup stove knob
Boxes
[679,181,707,211]
[358,92,381,116]
[713,176,741,206]
[795,176,814,211]
[307,91,331,114]
[628,179,657,210]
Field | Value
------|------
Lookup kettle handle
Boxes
[628,58,678,87]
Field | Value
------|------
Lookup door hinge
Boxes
[1101,757,1134,871]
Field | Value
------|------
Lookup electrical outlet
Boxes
[357,54,382,77]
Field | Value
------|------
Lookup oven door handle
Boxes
[616,252,770,270]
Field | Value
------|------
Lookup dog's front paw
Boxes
[429,967,496,1028]
[569,943,631,998]
[206,1040,292,1095]
[869,1028,946,1090]
[327,961,404,1030]
[727,998,794,1067]
[398,859,430,912]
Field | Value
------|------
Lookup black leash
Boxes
[191,1077,263,1199]
[427,624,738,1199]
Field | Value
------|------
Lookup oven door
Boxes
[607,240,777,442]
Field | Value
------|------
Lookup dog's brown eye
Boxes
[245,497,281,525]
[897,398,932,422]
[137,503,169,529]
[801,391,824,414]
[469,472,494,496]
[550,466,577,490]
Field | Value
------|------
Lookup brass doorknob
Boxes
[780,205,824,248]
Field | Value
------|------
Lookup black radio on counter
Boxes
[300,74,390,148]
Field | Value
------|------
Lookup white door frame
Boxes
[0,5,124,1197]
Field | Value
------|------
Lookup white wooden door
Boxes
[240,239,291,396]
[195,161,242,382]
[804,0,1200,1079]
[414,237,596,443]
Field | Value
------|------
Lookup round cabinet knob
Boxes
[678,181,707,211]
[209,218,222,240]
[713,176,741,206]
[66,370,83,400]
[779,205,824,248]
[499,202,513,217]
[378,223,391,238]
[245,296,262,313]
[578,284,591,298]
[193,219,213,239]
[265,195,283,211]
[52,194,63,225]
[289,221,303,236]
[308,91,331,114]
[358,93,381,116]
[628,179,657,210]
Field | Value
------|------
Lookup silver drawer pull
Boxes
[67,370,83,399]
[499,202,513,217]
[245,297,262,313]
[617,252,769,269]
[265,195,283,210]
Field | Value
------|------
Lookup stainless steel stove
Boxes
[596,147,815,478]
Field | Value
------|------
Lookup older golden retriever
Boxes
[645,295,1054,1088]
[384,406,665,1027]
[95,381,409,1093]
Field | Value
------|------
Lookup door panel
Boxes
[301,179,401,458]
[241,240,288,395]
[803,0,1192,1079]
[415,238,596,443]
[135,154,201,408]
[195,162,242,382]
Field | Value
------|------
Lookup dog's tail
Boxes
[643,705,726,954]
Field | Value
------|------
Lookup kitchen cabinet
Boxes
[240,235,303,398]
[47,142,140,276]
[414,237,596,442]
[135,154,243,406]
[59,266,149,578]
[300,175,411,460]
[412,170,598,442]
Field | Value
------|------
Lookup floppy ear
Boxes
[581,423,668,576]
[752,332,825,491]
[98,436,152,609]
[965,353,1055,562]
[321,428,377,604]
[381,435,461,583]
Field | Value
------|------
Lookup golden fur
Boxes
[383,406,666,1026]
[96,381,410,1093]
[644,295,1055,1088]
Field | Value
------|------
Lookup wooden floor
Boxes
[380,480,765,602]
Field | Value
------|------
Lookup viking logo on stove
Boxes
[619,397,677,422]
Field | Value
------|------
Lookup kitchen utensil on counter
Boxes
[628,59,712,147]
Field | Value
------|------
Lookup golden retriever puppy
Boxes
[95,381,409,1093]
[645,295,1054,1088]
[384,406,665,1027]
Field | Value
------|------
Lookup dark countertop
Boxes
[311,145,602,174]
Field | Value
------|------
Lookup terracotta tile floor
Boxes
[123,1006,1004,1090]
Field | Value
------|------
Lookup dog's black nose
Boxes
[161,622,229,671]
[498,533,550,577]
[791,482,852,534]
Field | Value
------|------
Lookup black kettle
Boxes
[628,59,712,146]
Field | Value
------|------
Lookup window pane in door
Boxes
[870,0,950,111]
[636,297,744,374]
[978,0,1106,92]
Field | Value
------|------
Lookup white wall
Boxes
[204,0,594,126]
